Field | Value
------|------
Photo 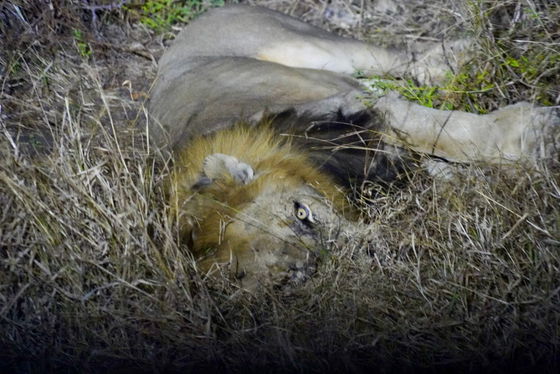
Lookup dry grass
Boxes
[1,0,559,373]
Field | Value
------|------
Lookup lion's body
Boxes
[150,5,558,288]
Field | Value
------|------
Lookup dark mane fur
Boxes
[267,108,411,188]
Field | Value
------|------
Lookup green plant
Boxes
[362,75,470,112]
[131,0,224,32]
[461,0,560,108]
[500,51,560,105]
[72,29,92,58]
[364,1,559,113]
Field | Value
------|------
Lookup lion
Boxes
[149,5,559,288]
[167,123,356,289]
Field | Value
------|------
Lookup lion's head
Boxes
[168,124,356,289]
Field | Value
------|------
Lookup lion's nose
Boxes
[288,267,313,283]
[287,255,317,284]
[329,224,360,248]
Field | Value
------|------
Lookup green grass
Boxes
[363,0,559,113]
[72,29,92,58]
[126,0,224,31]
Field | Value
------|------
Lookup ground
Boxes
[0,0,559,373]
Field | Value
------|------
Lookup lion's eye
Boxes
[297,207,308,220]
[294,202,314,223]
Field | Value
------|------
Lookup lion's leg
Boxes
[150,57,369,151]
[374,92,559,163]
[167,5,467,85]
[257,38,471,86]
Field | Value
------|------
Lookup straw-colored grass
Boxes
[1,0,558,372]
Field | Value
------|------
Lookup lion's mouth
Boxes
[286,262,317,284]
[233,244,320,288]
[234,260,317,289]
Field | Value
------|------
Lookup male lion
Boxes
[167,124,355,289]
[149,5,558,288]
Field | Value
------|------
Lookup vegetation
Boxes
[364,0,559,113]
[0,0,558,373]
[127,0,224,31]
[72,28,92,58]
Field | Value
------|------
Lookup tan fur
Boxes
[167,124,354,288]
[151,5,558,288]
[150,5,557,165]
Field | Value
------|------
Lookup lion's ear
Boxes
[202,153,255,185]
